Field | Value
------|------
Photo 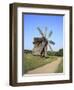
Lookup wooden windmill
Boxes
[32,27,55,57]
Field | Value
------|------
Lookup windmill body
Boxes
[32,27,55,57]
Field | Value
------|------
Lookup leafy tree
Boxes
[55,48,63,56]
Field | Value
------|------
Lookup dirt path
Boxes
[27,57,62,74]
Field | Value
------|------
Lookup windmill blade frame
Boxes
[48,31,53,38]
[48,44,53,52]
[44,27,47,38]
[49,40,55,45]
[37,27,45,37]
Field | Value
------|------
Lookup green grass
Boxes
[24,53,58,73]
[56,58,63,73]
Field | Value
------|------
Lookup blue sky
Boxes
[23,14,63,51]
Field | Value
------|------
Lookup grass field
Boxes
[56,57,63,73]
[24,53,58,73]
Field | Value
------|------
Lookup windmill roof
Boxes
[34,37,43,41]
[33,37,43,44]
[33,37,48,44]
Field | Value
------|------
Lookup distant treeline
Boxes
[48,48,63,56]
[24,49,32,53]
[24,48,63,56]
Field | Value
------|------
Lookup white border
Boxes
[17,7,70,82]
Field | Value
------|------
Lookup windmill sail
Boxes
[48,31,52,38]
[37,27,45,37]
[49,40,55,45]
[32,27,55,57]
[48,44,53,51]
[44,27,47,37]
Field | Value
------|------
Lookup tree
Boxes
[55,48,63,56]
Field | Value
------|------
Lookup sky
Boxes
[23,14,63,51]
